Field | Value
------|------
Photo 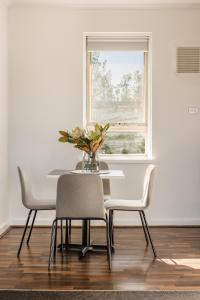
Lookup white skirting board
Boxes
[0,222,10,236]
[10,217,200,227]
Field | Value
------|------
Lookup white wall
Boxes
[8,4,200,225]
[0,1,9,234]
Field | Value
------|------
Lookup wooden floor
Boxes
[1,226,200,291]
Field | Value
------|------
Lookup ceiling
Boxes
[5,0,200,8]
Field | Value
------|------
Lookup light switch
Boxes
[188,106,199,114]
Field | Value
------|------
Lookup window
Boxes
[84,33,152,158]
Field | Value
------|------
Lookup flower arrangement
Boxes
[58,123,110,154]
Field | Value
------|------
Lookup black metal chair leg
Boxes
[65,220,69,244]
[109,210,113,248]
[48,220,56,271]
[141,211,157,258]
[106,218,112,270]
[88,220,91,244]
[111,210,114,246]
[139,210,149,246]
[27,210,37,245]
[53,220,58,257]
[60,220,64,257]
[69,219,71,237]
[17,210,32,257]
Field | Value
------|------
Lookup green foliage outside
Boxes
[90,52,146,155]
[101,133,145,155]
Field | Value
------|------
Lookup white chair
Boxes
[17,166,56,257]
[75,161,111,242]
[48,174,111,270]
[105,165,157,258]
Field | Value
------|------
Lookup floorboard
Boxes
[0,227,200,291]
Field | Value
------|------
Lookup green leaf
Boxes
[59,130,68,137]
[58,137,67,143]
[103,123,110,132]
[67,137,76,144]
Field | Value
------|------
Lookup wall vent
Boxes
[176,47,200,74]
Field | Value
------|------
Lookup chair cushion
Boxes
[28,199,56,210]
[104,194,111,201]
[104,199,145,211]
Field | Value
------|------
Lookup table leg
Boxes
[58,219,90,253]
[82,219,90,246]
[58,219,110,257]
[80,220,92,258]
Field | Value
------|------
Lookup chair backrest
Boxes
[56,174,105,219]
[76,160,111,196]
[17,166,35,209]
[142,164,156,208]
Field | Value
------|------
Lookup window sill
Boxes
[99,155,155,164]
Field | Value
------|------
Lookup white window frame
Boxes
[83,32,153,163]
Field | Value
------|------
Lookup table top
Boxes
[48,169,125,179]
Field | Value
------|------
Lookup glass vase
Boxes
[82,151,100,172]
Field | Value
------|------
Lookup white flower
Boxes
[71,127,85,139]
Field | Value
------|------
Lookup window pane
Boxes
[100,132,145,155]
[89,51,145,124]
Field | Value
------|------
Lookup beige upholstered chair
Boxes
[74,161,111,241]
[48,174,111,270]
[105,165,157,258]
[17,166,56,257]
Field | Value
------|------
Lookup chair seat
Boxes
[104,194,111,201]
[28,199,56,210]
[104,199,145,211]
